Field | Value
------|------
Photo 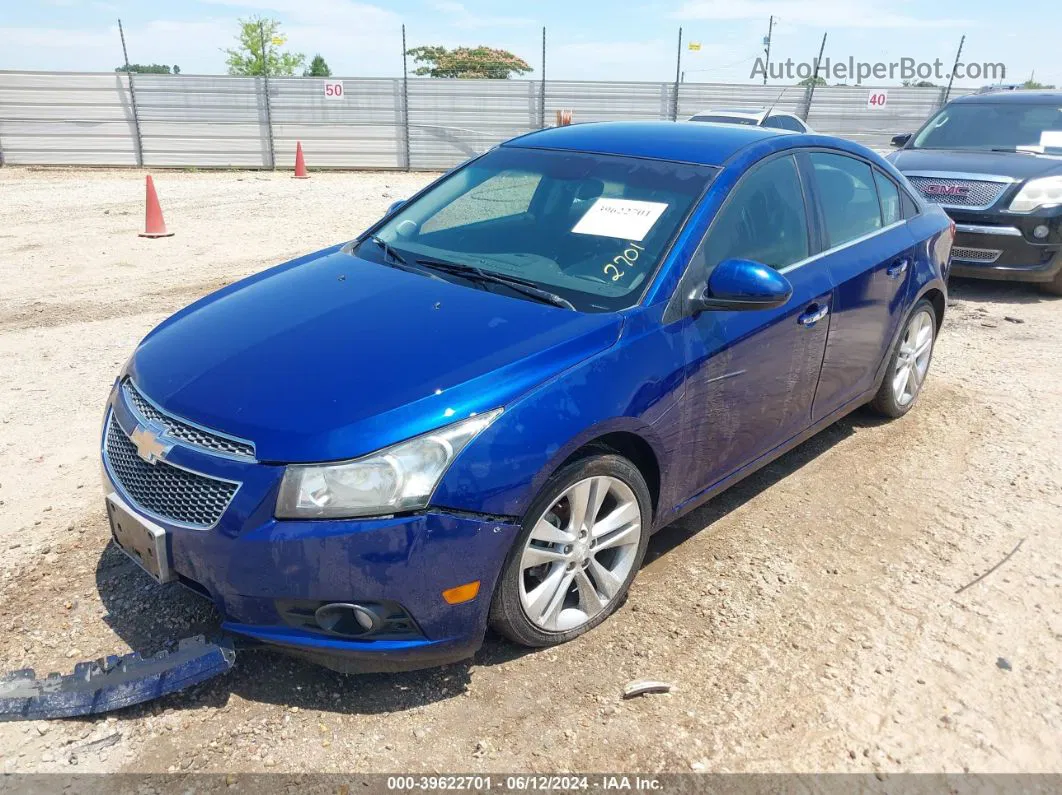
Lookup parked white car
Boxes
[688,108,814,134]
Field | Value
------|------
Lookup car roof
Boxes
[951,90,1062,105]
[504,120,785,166]
[693,109,765,119]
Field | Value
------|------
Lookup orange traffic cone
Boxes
[293,141,309,179]
[139,175,174,238]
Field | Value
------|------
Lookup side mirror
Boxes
[689,258,793,313]
[890,133,912,148]
[385,199,406,216]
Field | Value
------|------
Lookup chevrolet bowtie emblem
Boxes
[129,423,171,464]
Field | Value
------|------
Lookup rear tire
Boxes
[489,454,651,648]
[868,299,937,419]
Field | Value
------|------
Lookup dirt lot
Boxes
[0,167,1059,775]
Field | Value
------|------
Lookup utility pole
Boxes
[762,15,773,86]
[802,32,827,122]
[117,18,144,167]
[671,27,682,121]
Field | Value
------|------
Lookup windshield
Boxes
[912,102,1062,153]
[362,147,717,312]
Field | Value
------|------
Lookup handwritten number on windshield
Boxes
[603,242,645,282]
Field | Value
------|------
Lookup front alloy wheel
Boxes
[490,454,651,647]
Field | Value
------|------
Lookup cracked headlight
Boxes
[1009,176,1062,213]
[275,409,502,519]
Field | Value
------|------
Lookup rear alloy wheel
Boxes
[869,299,937,418]
[489,454,651,647]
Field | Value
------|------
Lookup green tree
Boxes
[902,79,936,87]
[115,63,178,74]
[797,75,826,87]
[225,17,305,76]
[405,45,532,79]
[305,54,332,77]
[1023,78,1055,89]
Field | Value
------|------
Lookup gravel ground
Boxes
[0,167,1060,775]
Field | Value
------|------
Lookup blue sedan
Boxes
[100,121,954,672]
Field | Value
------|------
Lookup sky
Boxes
[0,0,1057,88]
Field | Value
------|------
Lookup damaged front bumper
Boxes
[0,636,235,721]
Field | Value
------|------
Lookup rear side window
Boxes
[764,114,804,132]
[701,154,809,270]
[809,152,883,247]
[873,169,902,225]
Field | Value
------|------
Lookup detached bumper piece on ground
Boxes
[0,636,235,721]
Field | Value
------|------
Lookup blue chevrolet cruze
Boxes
[101,121,953,672]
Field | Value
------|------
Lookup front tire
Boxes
[489,454,651,648]
[1041,267,1062,296]
[868,298,937,418]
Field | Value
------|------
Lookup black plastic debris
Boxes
[0,635,235,721]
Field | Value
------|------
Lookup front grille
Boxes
[907,176,1007,208]
[123,381,255,460]
[104,415,239,528]
[952,246,1003,263]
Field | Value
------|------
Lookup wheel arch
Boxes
[528,419,666,527]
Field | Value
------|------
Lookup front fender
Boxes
[431,307,685,523]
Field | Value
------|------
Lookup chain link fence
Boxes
[0,70,971,170]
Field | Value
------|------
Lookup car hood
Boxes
[889,148,1062,181]
[129,245,623,463]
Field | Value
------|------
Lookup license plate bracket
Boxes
[106,494,174,584]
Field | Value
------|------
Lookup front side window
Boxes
[809,152,883,247]
[363,147,717,312]
[699,154,810,271]
[912,102,1062,153]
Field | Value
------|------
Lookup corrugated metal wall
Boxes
[0,71,138,165]
[0,70,956,170]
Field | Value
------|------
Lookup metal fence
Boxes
[0,70,969,170]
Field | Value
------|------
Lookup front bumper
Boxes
[101,381,521,673]
[945,209,1062,283]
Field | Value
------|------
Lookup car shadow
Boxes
[93,405,876,717]
[948,276,1060,305]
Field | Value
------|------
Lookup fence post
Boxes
[671,27,682,121]
[402,25,412,171]
[258,22,276,170]
[540,26,547,129]
[117,19,144,167]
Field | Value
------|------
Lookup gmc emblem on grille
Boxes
[924,183,971,197]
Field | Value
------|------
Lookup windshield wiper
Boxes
[368,235,407,265]
[414,257,576,311]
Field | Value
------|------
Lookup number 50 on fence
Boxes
[324,81,344,100]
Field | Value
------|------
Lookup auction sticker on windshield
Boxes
[572,198,668,241]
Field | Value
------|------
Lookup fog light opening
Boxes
[442,580,481,605]
[314,602,383,636]
[1033,224,1050,240]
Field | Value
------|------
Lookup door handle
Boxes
[798,304,829,327]
[887,258,910,278]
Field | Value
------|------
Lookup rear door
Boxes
[803,151,917,421]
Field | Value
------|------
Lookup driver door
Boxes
[667,153,833,507]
